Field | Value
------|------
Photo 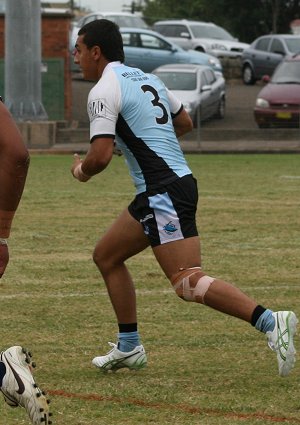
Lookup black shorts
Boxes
[128,174,199,247]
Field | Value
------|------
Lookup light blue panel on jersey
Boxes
[149,192,184,244]
[115,68,173,137]
[113,66,191,193]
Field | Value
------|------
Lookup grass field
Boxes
[1,153,299,425]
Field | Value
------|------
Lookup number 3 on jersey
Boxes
[141,84,169,125]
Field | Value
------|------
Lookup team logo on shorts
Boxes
[163,221,177,235]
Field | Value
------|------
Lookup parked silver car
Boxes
[241,34,300,85]
[153,20,249,58]
[153,63,226,126]
[70,11,148,50]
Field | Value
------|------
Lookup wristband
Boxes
[73,163,91,182]
[0,238,8,246]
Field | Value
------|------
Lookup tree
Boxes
[143,0,300,42]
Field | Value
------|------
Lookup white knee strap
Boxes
[171,267,215,304]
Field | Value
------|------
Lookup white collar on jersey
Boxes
[103,61,123,76]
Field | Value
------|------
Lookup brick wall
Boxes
[0,11,73,121]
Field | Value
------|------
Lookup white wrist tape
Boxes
[0,238,8,246]
[73,163,91,182]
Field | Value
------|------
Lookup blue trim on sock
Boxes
[118,331,140,352]
[255,309,275,333]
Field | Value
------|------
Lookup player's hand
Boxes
[0,244,9,278]
[71,153,91,182]
[71,153,82,176]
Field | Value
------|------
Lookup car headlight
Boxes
[207,57,222,69]
[256,98,269,108]
[211,43,227,51]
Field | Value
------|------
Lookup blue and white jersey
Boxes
[88,62,192,194]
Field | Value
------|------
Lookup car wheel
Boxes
[243,64,256,85]
[216,96,225,119]
[195,46,205,53]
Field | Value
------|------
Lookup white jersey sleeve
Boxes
[165,88,183,116]
[87,67,122,142]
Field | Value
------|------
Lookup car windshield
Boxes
[122,32,173,50]
[190,24,234,40]
[155,72,197,90]
[272,61,300,84]
[108,15,148,29]
[77,14,148,29]
[284,37,300,53]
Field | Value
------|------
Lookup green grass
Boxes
[1,153,300,425]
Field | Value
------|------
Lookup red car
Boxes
[254,54,300,128]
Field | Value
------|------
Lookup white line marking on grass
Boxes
[101,191,300,206]
[0,285,297,300]
[280,175,300,179]
[0,289,170,300]
[203,195,300,206]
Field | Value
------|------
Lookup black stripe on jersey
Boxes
[90,134,115,143]
[116,114,178,190]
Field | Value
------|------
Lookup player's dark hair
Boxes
[78,19,125,63]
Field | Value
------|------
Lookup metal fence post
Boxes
[5,0,48,121]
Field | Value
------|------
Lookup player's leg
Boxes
[150,175,298,377]
[93,207,149,323]
[92,207,149,371]
[153,238,298,376]
[153,236,258,321]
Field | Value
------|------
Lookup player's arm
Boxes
[0,102,29,236]
[0,101,29,277]
[71,136,115,182]
[172,107,193,138]
[166,88,193,137]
